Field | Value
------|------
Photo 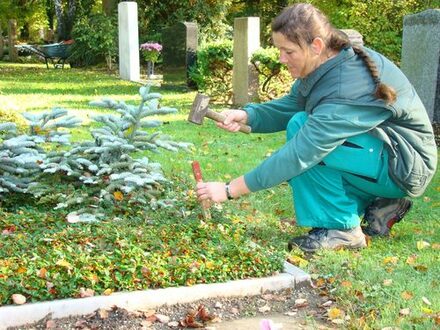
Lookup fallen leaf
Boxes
[431,243,440,250]
[401,291,413,300]
[341,280,352,288]
[2,225,16,235]
[79,287,95,298]
[113,190,124,201]
[294,298,308,308]
[417,240,430,250]
[287,255,308,268]
[321,300,333,307]
[11,293,26,305]
[328,307,344,319]
[405,254,418,265]
[37,268,47,279]
[258,305,271,313]
[383,279,393,286]
[383,256,399,265]
[422,297,431,305]
[98,308,109,319]
[399,308,410,316]
[180,314,204,328]
[56,259,72,269]
[103,288,113,296]
[197,305,215,321]
[46,320,56,328]
[413,264,428,272]
[155,314,170,323]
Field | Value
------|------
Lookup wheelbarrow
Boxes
[16,40,73,69]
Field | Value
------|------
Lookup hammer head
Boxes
[188,93,210,125]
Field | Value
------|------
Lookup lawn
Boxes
[0,63,438,328]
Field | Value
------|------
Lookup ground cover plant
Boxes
[0,63,439,328]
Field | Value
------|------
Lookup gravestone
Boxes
[118,1,140,82]
[8,19,17,62]
[233,17,260,106]
[162,22,198,88]
[401,9,440,123]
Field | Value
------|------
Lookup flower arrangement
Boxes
[140,42,163,64]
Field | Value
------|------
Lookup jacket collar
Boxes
[298,47,356,97]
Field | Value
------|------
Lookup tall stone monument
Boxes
[162,22,198,88]
[118,1,140,82]
[232,17,260,106]
[401,9,440,123]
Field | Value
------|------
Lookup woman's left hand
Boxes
[195,182,227,203]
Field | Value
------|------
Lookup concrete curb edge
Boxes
[0,261,310,329]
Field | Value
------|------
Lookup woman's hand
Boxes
[216,109,248,132]
[195,177,250,204]
[196,182,227,203]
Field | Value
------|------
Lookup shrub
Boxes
[70,13,117,69]
[189,40,233,103]
[251,47,292,101]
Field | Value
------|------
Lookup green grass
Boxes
[0,63,439,328]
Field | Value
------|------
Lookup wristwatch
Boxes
[225,182,234,200]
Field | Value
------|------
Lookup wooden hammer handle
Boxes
[205,109,252,134]
[191,161,211,220]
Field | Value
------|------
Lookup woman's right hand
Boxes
[216,109,248,133]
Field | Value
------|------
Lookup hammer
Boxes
[188,93,252,134]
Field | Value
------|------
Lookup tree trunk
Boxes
[102,0,118,16]
[54,0,77,41]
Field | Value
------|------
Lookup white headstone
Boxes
[233,17,260,106]
[118,1,140,82]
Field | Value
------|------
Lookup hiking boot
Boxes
[288,226,367,253]
[363,198,412,236]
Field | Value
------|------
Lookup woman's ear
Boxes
[310,37,325,55]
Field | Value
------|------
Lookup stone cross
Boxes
[401,9,440,123]
[232,17,260,106]
[118,1,140,82]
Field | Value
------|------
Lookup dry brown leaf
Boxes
[79,287,95,298]
[401,291,413,300]
[37,268,47,279]
[197,305,215,321]
[405,255,418,265]
[341,280,352,288]
[294,298,308,308]
[45,320,56,329]
[98,308,109,319]
[431,243,440,250]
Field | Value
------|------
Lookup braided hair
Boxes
[272,3,396,104]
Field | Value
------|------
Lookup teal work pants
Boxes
[287,112,405,230]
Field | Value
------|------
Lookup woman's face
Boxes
[272,32,318,79]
